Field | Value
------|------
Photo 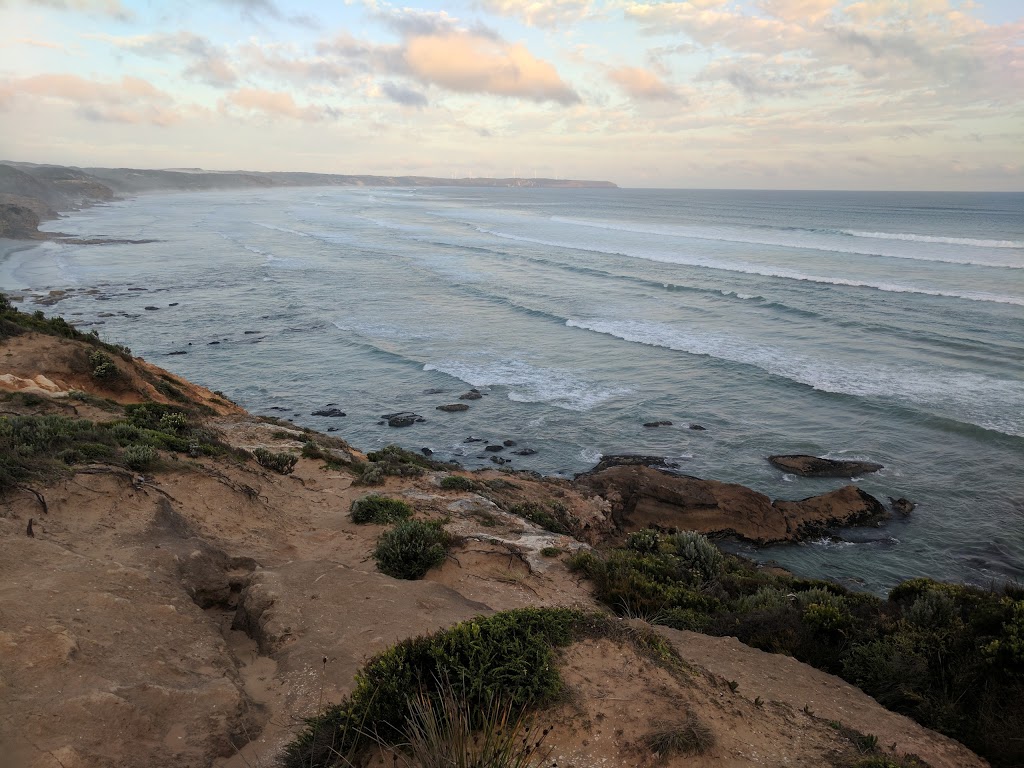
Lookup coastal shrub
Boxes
[374,519,452,579]
[122,444,157,471]
[349,494,413,524]
[0,414,116,491]
[88,350,120,380]
[509,501,570,535]
[251,447,298,475]
[626,528,661,554]
[569,537,1024,767]
[282,608,589,768]
[440,474,476,491]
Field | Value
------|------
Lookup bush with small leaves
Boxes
[350,495,413,524]
[440,474,475,491]
[89,350,120,380]
[626,528,661,554]
[252,447,298,475]
[667,530,723,582]
[374,519,452,580]
[122,444,157,471]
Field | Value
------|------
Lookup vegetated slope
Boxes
[0,298,994,768]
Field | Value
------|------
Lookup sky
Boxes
[0,0,1021,189]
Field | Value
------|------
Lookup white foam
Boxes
[422,358,629,411]
[254,222,311,238]
[565,318,1024,436]
[477,228,1024,306]
[842,230,1024,249]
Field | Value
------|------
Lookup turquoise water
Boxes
[3,187,1022,592]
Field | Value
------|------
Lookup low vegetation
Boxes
[282,608,682,768]
[0,292,131,357]
[569,529,1024,767]
[349,494,412,524]
[642,712,715,758]
[509,500,572,535]
[373,519,452,579]
[251,447,298,475]
[439,474,476,491]
[354,444,452,486]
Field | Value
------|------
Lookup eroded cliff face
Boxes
[0,328,986,768]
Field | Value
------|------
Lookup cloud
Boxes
[403,32,579,104]
[608,66,683,101]
[475,0,594,28]
[99,32,238,88]
[380,82,428,108]
[220,88,339,121]
[0,73,184,124]
[6,0,132,19]
[758,0,836,23]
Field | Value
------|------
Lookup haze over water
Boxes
[3,187,1022,593]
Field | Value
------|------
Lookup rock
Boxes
[382,412,424,428]
[464,437,486,443]
[484,445,504,452]
[459,390,483,400]
[889,497,916,515]
[0,202,40,238]
[503,439,517,447]
[767,455,883,477]
[581,454,679,475]
[689,424,707,431]
[168,302,179,307]
[421,447,433,456]
[643,420,673,428]
[436,403,470,412]
[312,408,346,417]
[208,341,220,345]
[423,388,445,395]
[268,406,289,411]
[574,465,888,544]
[513,448,537,456]
[490,455,509,465]
[244,330,260,334]
[166,350,187,355]
[327,427,339,432]
[144,306,159,311]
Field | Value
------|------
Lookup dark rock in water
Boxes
[689,424,707,431]
[423,388,445,395]
[490,455,509,465]
[166,350,187,356]
[382,412,424,428]
[327,427,339,432]
[421,447,433,456]
[97,312,114,317]
[436,403,470,412]
[513,448,537,456]
[144,306,159,311]
[767,455,883,478]
[312,408,346,417]
[326,403,337,407]
[889,497,916,514]
[459,390,483,400]
[464,437,486,443]
[503,439,517,447]
[269,406,289,411]
[244,330,260,335]
[581,454,679,475]
[575,465,888,544]
[484,445,504,452]
[168,302,179,307]
[208,341,220,345]
[643,420,673,428]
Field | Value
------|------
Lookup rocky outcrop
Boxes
[574,464,888,544]
[382,411,424,427]
[584,454,681,474]
[0,203,40,238]
[768,454,883,477]
[436,403,469,412]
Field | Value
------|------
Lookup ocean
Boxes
[2,186,1022,593]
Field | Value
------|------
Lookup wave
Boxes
[478,228,1024,306]
[842,230,1024,249]
[254,222,311,238]
[565,318,1024,437]
[547,216,1023,268]
[422,358,630,412]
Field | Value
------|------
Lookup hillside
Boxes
[0,300,1005,768]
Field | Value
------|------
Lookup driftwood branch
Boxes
[14,485,48,514]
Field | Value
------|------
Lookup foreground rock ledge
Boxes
[575,464,888,544]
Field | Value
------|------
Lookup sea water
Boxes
[2,187,1022,593]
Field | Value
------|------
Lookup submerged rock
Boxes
[382,412,424,428]
[582,454,680,474]
[575,464,888,545]
[689,424,707,431]
[513,448,537,456]
[643,420,673,428]
[889,497,916,514]
[484,444,504,452]
[436,403,470,412]
[767,454,883,478]
[312,408,346,417]
[459,389,483,400]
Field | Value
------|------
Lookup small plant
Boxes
[374,519,452,579]
[626,528,661,554]
[853,732,880,754]
[540,547,562,558]
[509,501,569,535]
[122,444,157,471]
[727,680,739,693]
[350,495,413,524]
[251,447,298,475]
[754,696,764,708]
[666,530,723,582]
[643,713,714,757]
[440,474,475,491]
[89,350,120,380]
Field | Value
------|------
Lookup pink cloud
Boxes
[608,66,683,101]
[220,88,338,121]
[2,74,182,125]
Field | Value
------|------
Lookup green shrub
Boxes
[122,444,157,471]
[251,447,298,475]
[282,608,588,768]
[440,474,476,491]
[89,350,120,380]
[374,519,452,579]
[626,528,661,554]
[509,501,570,534]
[666,530,723,582]
[540,547,562,558]
[350,494,413,524]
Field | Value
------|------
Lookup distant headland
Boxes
[0,160,617,239]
